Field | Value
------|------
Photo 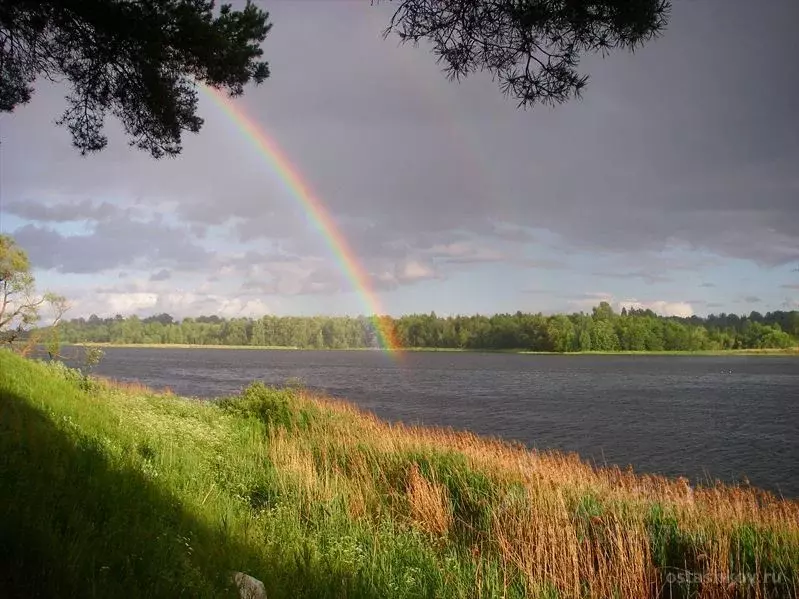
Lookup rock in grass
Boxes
[232,571,266,599]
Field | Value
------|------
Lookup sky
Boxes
[1,0,798,320]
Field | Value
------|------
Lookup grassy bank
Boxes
[68,342,799,356]
[1,351,797,598]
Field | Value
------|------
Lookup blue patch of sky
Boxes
[2,213,93,236]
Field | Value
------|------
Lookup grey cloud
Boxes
[5,198,125,222]
[581,251,716,284]
[487,223,538,243]
[591,270,673,285]
[13,217,211,274]
[743,296,762,303]
[240,274,343,297]
[248,257,439,296]
[700,282,716,288]
[438,254,502,265]
[94,280,149,294]
[68,283,273,319]
[232,251,349,296]
[222,249,303,268]
[518,258,569,270]
[150,269,172,282]
[371,258,441,292]
[234,221,517,288]
[356,0,799,265]
[234,213,299,242]
[570,292,614,303]
[423,242,506,264]
[189,224,209,239]
[781,283,799,290]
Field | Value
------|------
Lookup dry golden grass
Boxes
[294,390,799,599]
[407,463,453,537]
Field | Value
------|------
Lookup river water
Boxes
[85,348,799,496]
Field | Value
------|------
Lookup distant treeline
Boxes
[41,302,799,352]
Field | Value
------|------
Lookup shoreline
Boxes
[65,342,799,356]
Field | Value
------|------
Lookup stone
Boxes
[232,571,267,599]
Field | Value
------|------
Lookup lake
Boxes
[84,347,799,497]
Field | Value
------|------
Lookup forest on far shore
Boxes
[39,303,799,352]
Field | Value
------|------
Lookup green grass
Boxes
[0,353,509,598]
[1,350,797,598]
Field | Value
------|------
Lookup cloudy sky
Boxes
[1,0,797,320]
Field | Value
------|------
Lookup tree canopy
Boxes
[0,234,67,347]
[0,233,38,339]
[0,0,271,157]
[381,0,671,107]
[1,0,671,157]
[42,302,799,352]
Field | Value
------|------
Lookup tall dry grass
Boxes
[275,389,799,599]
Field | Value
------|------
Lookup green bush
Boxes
[39,359,99,393]
[218,382,316,432]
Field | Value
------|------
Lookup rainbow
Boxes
[200,86,401,354]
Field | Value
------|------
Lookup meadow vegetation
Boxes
[1,350,797,598]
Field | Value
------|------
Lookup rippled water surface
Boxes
[87,348,799,496]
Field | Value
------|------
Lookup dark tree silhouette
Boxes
[1,0,671,158]
[0,0,271,157]
[379,0,671,107]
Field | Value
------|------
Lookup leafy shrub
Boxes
[40,359,99,392]
[81,345,105,372]
[218,382,316,431]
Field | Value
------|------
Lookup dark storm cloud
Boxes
[369,0,796,266]
[331,0,799,266]
[2,0,798,289]
[14,218,211,273]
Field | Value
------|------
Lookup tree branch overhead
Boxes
[379,0,671,107]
